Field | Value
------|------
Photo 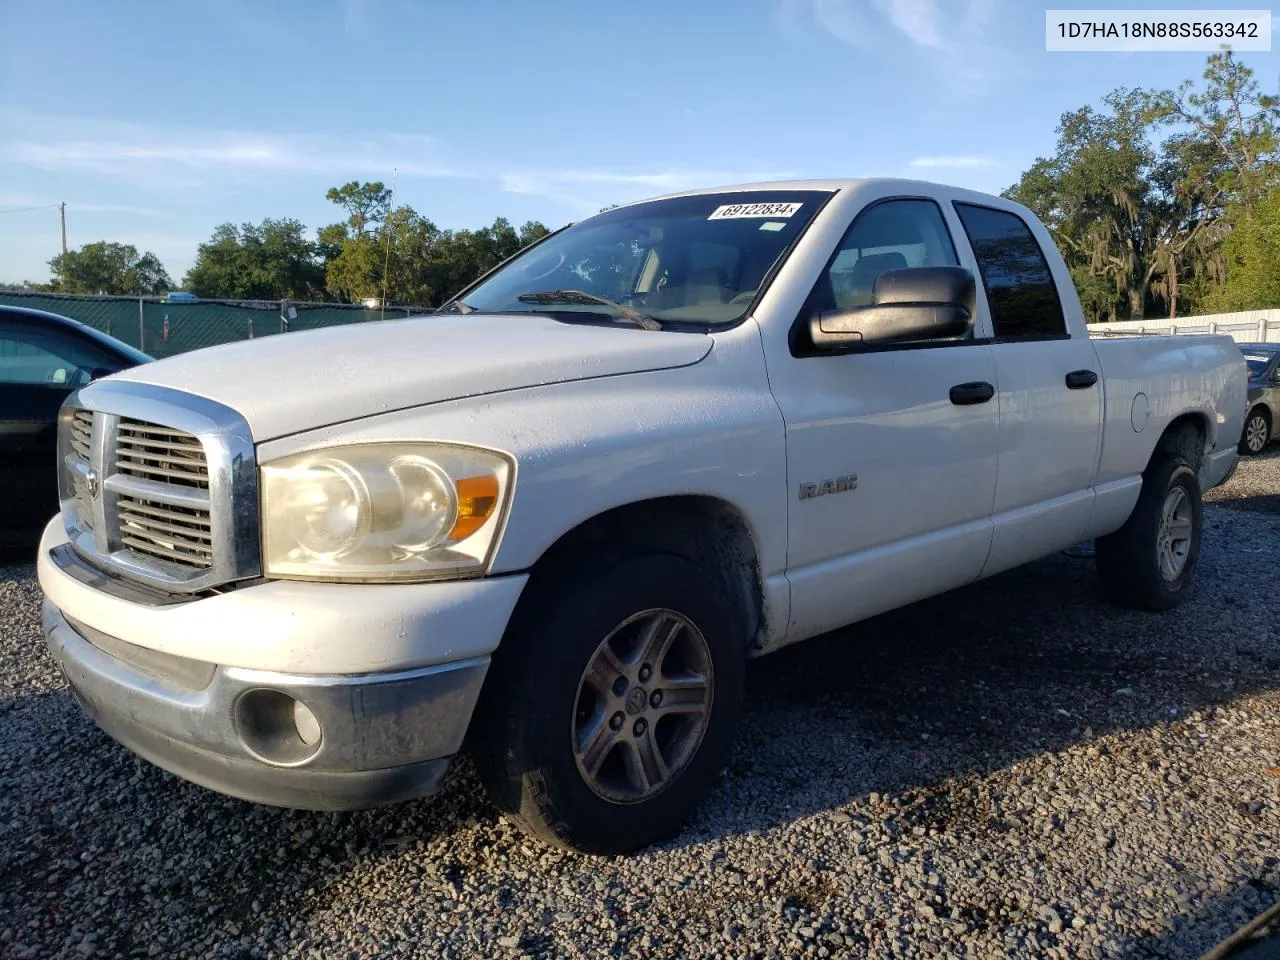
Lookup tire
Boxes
[1239,407,1270,455]
[470,552,746,855]
[1095,441,1202,612]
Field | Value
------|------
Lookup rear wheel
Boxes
[1240,407,1270,455]
[471,552,745,854]
[1095,443,1202,612]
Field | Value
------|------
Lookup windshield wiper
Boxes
[516,289,662,331]
[437,299,475,314]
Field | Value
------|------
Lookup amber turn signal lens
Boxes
[449,475,500,540]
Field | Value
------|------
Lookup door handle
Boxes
[1065,369,1098,389]
[949,381,996,405]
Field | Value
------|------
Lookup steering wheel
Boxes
[520,250,565,282]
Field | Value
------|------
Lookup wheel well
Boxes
[1248,403,1272,428]
[1153,413,1207,472]
[522,496,765,651]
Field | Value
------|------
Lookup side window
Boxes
[807,199,959,315]
[953,203,1066,339]
[0,325,109,388]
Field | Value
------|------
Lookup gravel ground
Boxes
[2,454,1278,960]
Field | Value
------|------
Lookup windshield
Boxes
[454,190,831,326]
[1244,353,1274,377]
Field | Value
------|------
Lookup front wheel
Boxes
[1095,446,1202,612]
[1240,407,1270,455]
[470,552,745,854]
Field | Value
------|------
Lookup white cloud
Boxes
[812,0,869,46]
[909,155,996,169]
[2,112,796,220]
[498,167,796,212]
[3,118,472,185]
[872,0,945,49]
[793,0,1008,87]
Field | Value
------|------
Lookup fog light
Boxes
[293,698,322,746]
[234,689,323,766]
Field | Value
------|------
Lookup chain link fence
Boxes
[0,290,434,359]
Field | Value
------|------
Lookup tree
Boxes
[1143,51,1280,210]
[325,181,393,237]
[1209,185,1280,311]
[183,218,325,300]
[1005,52,1280,321]
[49,242,171,295]
[1006,90,1175,321]
[319,181,551,306]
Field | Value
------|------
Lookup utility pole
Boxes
[60,202,67,256]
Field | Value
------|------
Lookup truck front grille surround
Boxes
[57,382,260,595]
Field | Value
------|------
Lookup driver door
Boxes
[766,197,1001,641]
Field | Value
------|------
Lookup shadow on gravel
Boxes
[1212,493,1280,516]
[2,499,1278,957]
[715,545,1279,841]
[1128,891,1280,960]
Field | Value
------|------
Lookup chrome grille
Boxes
[116,419,210,489]
[118,495,214,568]
[57,384,260,595]
[69,410,93,461]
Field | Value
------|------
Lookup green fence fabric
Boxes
[0,291,427,359]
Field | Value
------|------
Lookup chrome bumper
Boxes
[42,600,488,810]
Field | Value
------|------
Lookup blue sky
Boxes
[1,0,1276,286]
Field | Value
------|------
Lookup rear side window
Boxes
[954,203,1066,340]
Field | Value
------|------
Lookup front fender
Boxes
[254,323,789,597]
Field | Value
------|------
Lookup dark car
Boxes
[0,305,151,547]
[1238,342,1280,455]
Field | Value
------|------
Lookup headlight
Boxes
[261,443,512,582]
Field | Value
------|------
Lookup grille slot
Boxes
[117,496,214,568]
[69,410,93,462]
[116,420,209,489]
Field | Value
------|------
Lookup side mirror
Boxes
[88,367,116,382]
[809,266,976,350]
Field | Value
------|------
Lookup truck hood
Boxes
[111,312,712,441]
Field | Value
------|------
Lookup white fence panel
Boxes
[1089,309,1280,343]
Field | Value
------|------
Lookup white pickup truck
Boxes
[38,179,1246,854]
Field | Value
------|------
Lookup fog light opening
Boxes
[234,689,323,766]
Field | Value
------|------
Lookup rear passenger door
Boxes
[952,203,1103,577]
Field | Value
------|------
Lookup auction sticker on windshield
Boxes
[708,202,803,219]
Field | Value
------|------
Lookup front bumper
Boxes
[43,599,487,810]
[36,519,529,811]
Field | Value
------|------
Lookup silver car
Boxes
[1239,342,1280,455]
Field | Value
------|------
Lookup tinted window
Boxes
[1243,354,1272,377]
[954,203,1066,339]
[808,199,959,314]
[0,325,116,388]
